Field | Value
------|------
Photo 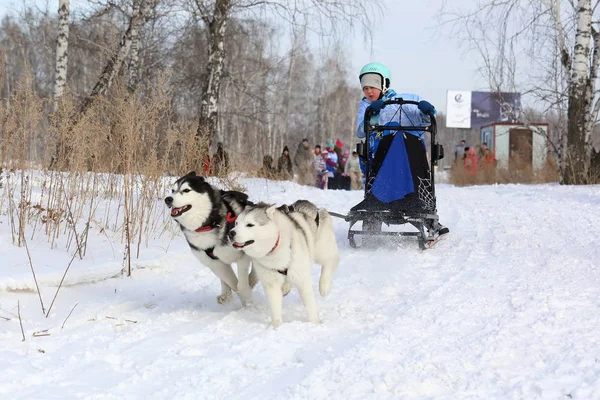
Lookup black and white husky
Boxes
[165,171,257,305]
[228,200,340,327]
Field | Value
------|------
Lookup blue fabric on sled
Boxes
[371,122,415,203]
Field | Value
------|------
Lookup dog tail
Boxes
[316,208,339,297]
[315,208,336,250]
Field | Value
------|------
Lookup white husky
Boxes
[228,200,339,327]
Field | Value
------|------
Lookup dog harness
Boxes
[194,212,237,232]
[192,212,239,260]
[277,205,320,226]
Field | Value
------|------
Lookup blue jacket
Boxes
[356,90,429,137]
[355,90,432,203]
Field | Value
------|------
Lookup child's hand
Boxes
[418,100,435,115]
[369,99,385,112]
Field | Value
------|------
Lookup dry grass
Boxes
[0,67,251,268]
[449,156,559,186]
[0,64,297,314]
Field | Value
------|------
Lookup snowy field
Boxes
[1,177,600,400]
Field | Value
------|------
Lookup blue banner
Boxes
[471,92,522,128]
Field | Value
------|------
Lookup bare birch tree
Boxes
[127,0,158,93]
[53,0,69,111]
[50,0,158,168]
[78,0,153,117]
[441,0,600,184]
[187,0,381,161]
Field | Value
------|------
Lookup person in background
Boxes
[260,155,278,179]
[277,145,293,180]
[334,139,345,173]
[464,147,479,176]
[478,142,489,159]
[293,138,313,185]
[324,146,337,186]
[202,153,211,176]
[481,148,496,169]
[340,148,350,171]
[314,149,328,189]
[345,150,363,190]
[455,139,466,163]
[339,148,352,190]
[325,140,339,189]
[314,144,322,157]
[212,142,230,177]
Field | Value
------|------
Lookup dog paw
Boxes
[319,280,331,297]
[249,272,259,288]
[237,289,253,306]
[271,319,283,328]
[282,282,293,296]
[216,293,232,304]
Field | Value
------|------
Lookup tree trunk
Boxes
[51,0,149,169]
[78,0,146,117]
[197,0,231,157]
[128,0,155,93]
[281,35,297,155]
[127,17,142,94]
[563,0,593,184]
[53,0,69,112]
[2,50,9,111]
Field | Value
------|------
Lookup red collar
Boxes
[225,212,237,223]
[195,212,236,232]
[268,233,280,254]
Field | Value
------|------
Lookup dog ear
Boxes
[265,204,277,219]
[186,171,197,177]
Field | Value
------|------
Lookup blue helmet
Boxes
[359,62,391,93]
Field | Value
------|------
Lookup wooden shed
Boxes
[480,123,549,170]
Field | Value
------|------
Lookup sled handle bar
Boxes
[363,98,436,135]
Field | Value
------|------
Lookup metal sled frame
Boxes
[343,210,440,250]
[337,98,444,250]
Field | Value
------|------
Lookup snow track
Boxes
[1,182,600,399]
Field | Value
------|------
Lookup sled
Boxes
[329,98,446,250]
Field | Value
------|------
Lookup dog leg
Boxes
[207,262,238,304]
[263,282,284,328]
[318,268,332,297]
[318,258,339,297]
[217,280,233,304]
[317,248,340,297]
[236,258,253,306]
[296,278,320,324]
[254,266,284,327]
[249,267,259,288]
[282,281,292,296]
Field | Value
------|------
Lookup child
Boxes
[353,62,449,237]
[314,149,328,189]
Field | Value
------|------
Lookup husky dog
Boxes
[228,200,339,327]
[165,171,257,305]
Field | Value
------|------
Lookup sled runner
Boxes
[330,98,447,250]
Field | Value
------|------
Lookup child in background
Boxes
[314,149,328,189]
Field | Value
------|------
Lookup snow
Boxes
[1,176,600,399]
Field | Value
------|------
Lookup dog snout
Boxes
[165,196,173,206]
[228,230,236,240]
